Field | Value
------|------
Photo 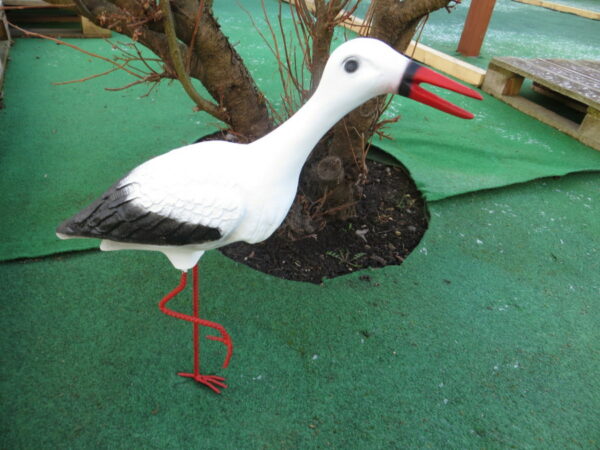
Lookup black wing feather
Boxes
[57,181,222,246]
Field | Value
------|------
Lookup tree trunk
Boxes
[169,0,273,140]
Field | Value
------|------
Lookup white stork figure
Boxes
[57,38,482,393]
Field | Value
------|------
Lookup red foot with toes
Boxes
[178,372,228,394]
[159,265,233,393]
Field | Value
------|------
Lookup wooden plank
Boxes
[0,16,9,41]
[0,0,10,107]
[7,26,86,37]
[491,57,600,110]
[4,0,55,5]
[457,0,497,57]
[483,60,600,150]
[0,41,9,108]
[532,82,587,113]
[1,0,10,40]
[482,63,524,96]
[9,13,79,23]
[81,16,110,37]
[0,41,8,74]
[576,60,600,72]
[494,94,599,150]
[5,0,110,38]
[513,0,600,20]
[4,0,75,5]
[406,41,486,86]
[547,59,600,81]
[531,59,600,88]
[527,60,600,100]
[493,58,600,91]
[580,107,600,148]
[501,94,580,134]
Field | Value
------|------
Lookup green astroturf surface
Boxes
[1,172,598,448]
[551,0,600,12]
[1,0,599,261]
[420,0,600,70]
[1,1,600,446]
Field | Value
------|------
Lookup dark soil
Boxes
[220,158,428,284]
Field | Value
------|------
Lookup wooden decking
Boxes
[482,57,600,151]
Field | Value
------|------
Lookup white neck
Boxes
[249,84,372,182]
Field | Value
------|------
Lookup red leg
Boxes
[158,265,233,393]
[192,264,200,377]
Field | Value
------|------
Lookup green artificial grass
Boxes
[1,2,600,445]
[552,0,600,12]
[377,86,600,201]
[0,37,218,260]
[1,172,598,448]
[421,0,600,70]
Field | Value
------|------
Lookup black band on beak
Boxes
[398,61,420,97]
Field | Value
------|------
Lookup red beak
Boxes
[399,61,483,119]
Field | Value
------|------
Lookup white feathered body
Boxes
[95,140,299,269]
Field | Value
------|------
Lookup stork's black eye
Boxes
[344,59,359,73]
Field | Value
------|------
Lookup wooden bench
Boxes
[483,57,600,151]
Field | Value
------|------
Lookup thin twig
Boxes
[276,4,299,96]
[134,52,162,74]
[410,14,429,58]
[104,78,150,91]
[242,0,298,119]
[7,21,144,80]
[53,67,119,85]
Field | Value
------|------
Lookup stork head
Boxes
[317,38,482,119]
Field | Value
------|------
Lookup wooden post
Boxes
[0,0,9,108]
[0,0,10,41]
[457,0,496,57]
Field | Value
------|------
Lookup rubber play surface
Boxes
[1,0,599,447]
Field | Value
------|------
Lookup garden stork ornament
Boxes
[57,38,482,393]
